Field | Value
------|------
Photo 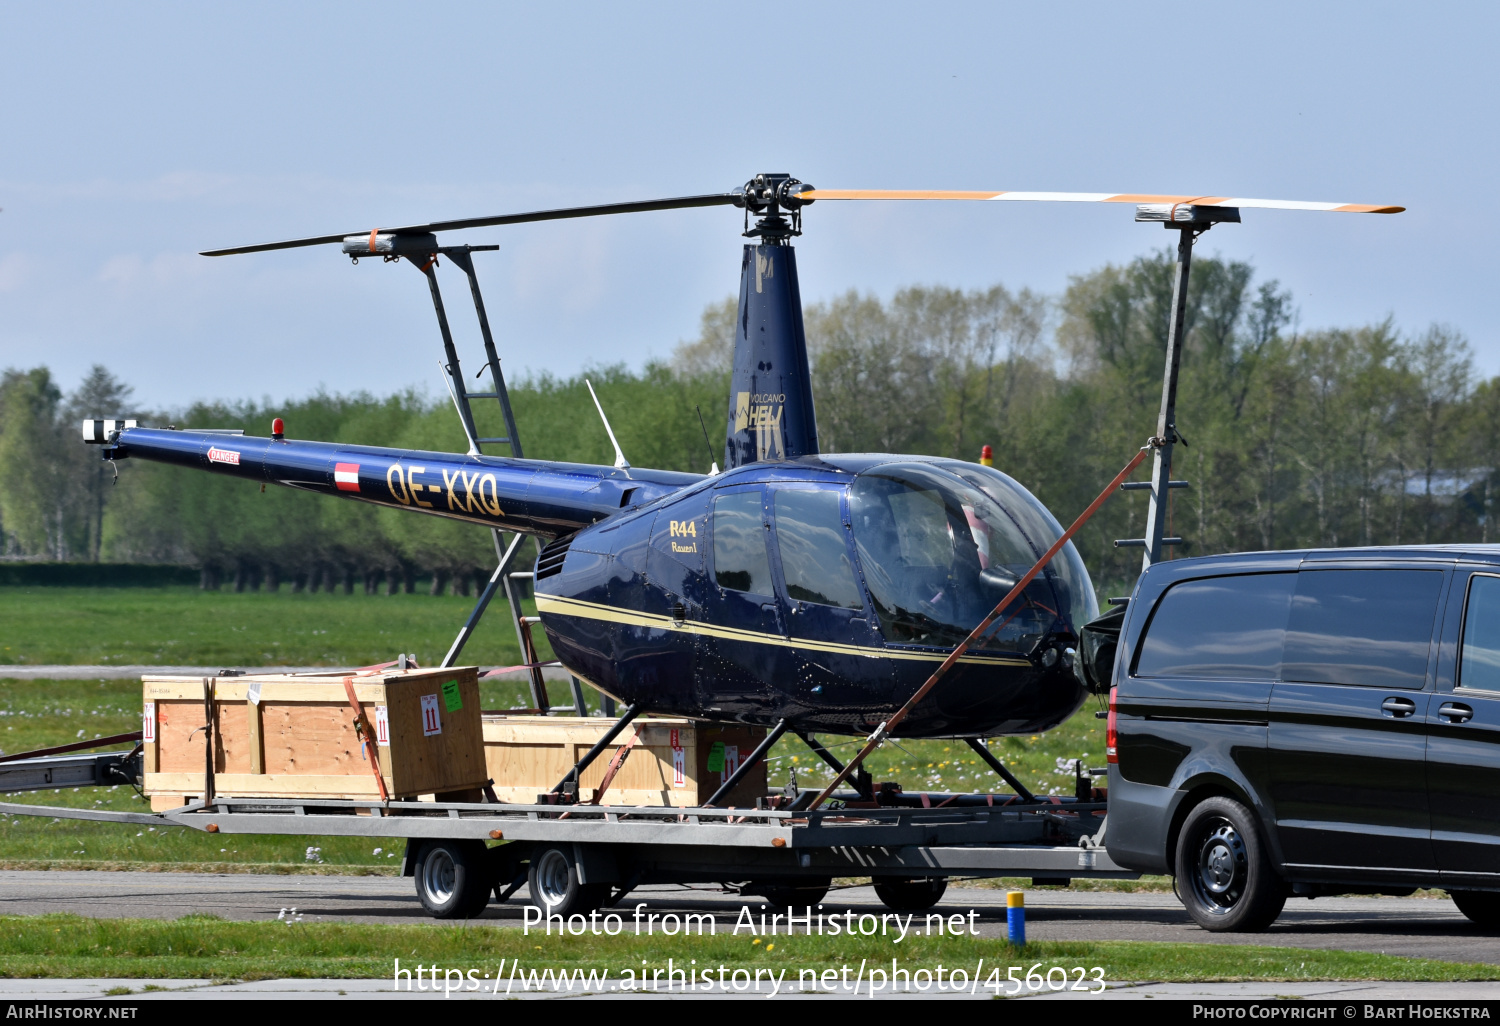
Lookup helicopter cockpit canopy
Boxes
[847,460,1097,653]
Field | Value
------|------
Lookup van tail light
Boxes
[1106,686,1119,764]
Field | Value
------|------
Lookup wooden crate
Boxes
[482,715,767,807]
[142,668,486,810]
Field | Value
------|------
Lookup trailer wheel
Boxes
[1174,796,1285,932]
[414,839,492,919]
[873,877,947,911]
[1450,891,1500,927]
[753,879,831,911]
[527,845,608,918]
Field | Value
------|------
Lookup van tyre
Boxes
[414,839,493,919]
[873,877,948,911]
[1450,890,1500,928]
[527,845,609,918]
[1174,796,1286,932]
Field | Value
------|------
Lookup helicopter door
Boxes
[767,485,893,727]
[699,486,783,718]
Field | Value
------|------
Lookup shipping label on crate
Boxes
[723,745,740,783]
[671,742,686,788]
[441,679,462,713]
[374,705,390,747]
[246,681,261,706]
[142,702,155,744]
[420,694,443,737]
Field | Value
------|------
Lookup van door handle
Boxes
[1439,702,1474,723]
[1381,697,1417,718]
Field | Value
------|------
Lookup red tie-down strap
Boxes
[560,734,640,820]
[587,733,641,806]
[342,677,390,803]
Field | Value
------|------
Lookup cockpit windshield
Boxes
[848,461,1097,651]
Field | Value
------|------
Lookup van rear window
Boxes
[1282,569,1441,689]
[1135,574,1294,680]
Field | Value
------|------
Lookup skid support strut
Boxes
[703,719,788,807]
[965,738,1036,803]
[797,732,845,774]
[551,704,639,797]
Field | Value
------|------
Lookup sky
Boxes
[0,2,1494,412]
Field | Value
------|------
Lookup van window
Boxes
[1459,574,1500,693]
[772,488,864,610]
[712,490,773,595]
[1282,569,1442,689]
[1135,573,1294,680]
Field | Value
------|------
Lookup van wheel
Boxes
[873,877,948,911]
[1450,890,1500,927]
[528,845,608,918]
[414,840,493,919]
[1174,797,1286,932]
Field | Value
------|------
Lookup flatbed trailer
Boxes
[0,748,1134,918]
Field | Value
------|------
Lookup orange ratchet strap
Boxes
[342,676,390,803]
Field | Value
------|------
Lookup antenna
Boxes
[440,361,480,455]
[695,405,721,476]
[585,379,631,473]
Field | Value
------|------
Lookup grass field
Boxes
[0,914,1494,983]
[0,585,550,669]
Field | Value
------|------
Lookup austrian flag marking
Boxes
[206,447,240,466]
[334,463,361,492]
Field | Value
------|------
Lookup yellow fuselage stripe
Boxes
[534,593,1030,667]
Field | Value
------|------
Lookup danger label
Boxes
[206,447,240,466]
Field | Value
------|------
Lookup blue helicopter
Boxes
[82,175,1404,758]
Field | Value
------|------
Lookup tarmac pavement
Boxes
[0,871,1495,965]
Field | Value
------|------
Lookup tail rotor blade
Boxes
[799,189,1404,214]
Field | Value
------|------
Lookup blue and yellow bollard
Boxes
[1007,890,1026,945]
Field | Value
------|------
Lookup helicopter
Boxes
[83,174,1403,751]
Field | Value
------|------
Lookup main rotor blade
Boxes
[799,189,1404,214]
[200,192,742,257]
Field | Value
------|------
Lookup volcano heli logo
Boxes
[734,392,786,461]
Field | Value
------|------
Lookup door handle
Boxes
[1439,702,1474,723]
[1381,696,1417,718]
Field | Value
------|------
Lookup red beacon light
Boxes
[271,417,285,440]
[979,444,994,467]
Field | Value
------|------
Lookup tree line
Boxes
[0,247,1489,599]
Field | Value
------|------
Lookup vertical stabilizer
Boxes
[725,242,818,468]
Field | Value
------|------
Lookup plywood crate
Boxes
[482,715,767,807]
[143,667,487,811]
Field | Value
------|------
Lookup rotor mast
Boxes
[723,174,820,470]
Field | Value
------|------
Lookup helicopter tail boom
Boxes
[91,425,699,539]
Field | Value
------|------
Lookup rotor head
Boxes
[734,173,815,243]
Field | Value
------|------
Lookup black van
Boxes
[1101,547,1500,932]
